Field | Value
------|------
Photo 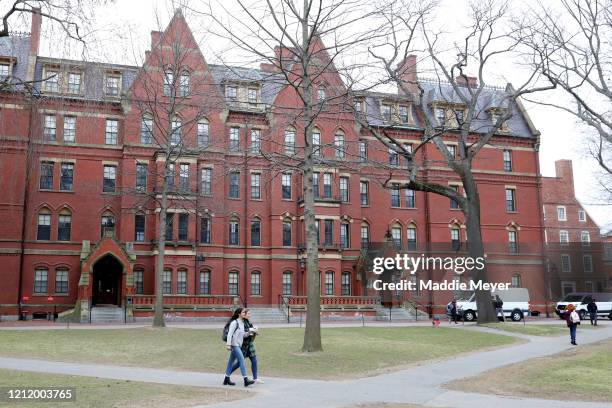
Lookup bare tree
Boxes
[365,0,552,323]
[519,0,612,196]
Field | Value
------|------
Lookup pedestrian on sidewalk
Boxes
[587,298,598,326]
[230,309,263,383]
[564,304,580,345]
[494,295,505,322]
[448,300,458,324]
[223,308,255,387]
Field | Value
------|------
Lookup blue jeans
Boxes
[231,353,258,379]
[569,324,577,343]
[225,346,247,377]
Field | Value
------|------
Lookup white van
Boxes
[452,288,530,322]
[555,292,612,320]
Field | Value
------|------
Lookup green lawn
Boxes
[446,339,612,402]
[0,369,244,408]
[482,322,602,337]
[0,327,518,379]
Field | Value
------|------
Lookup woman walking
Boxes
[230,309,262,383]
[223,308,255,387]
[564,304,580,346]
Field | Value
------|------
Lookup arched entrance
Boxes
[92,255,123,306]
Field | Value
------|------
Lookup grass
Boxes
[0,327,518,379]
[482,322,603,337]
[446,339,612,402]
[0,369,244,408]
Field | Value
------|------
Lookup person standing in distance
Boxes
[586,298,598,326]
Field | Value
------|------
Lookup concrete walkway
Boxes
[0,324,610,408]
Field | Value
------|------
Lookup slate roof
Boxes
[0,35,32,87]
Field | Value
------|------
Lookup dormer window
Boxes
[455,109,464,124]
[382,104,393,122]
[399,105,409,123]
[0,62,10,79]
[490,108,509,132]
[354,99,364,114]
[226,85,237,100]
[105,74,121,97]
[67,72,82,94]
[248,88,258,103]
[44,69,59,93]
[435,108,446,125]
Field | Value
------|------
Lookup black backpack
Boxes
[222,321,231,342]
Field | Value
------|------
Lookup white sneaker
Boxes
[255,378,265,384]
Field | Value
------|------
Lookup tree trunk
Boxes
[462,170,496,323]
[153,165,169,328]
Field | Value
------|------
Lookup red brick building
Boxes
[0,10,549,321]
[542,160,612,298]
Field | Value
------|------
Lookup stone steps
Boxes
[90,306,125,323]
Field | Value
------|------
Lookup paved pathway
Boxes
[0,323,610,408]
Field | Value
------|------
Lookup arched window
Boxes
[58,209,72,241]
[134,268,144,294]
[511,274,521,288]
[508,228,518,253]
[312,127,321,157]
[163,70,174,96]
[197,119,209,148]
[228,270,239,295]
[284,128,296,155]
[282,218,292,247]
[324,271,334,295]
[37,208,51,240]
[101,211,115,238]
[251,271,261,295]
[334,130,345,158]
[179,71,190,96]
[229,217,240,245]
[170,117,182,146]
[407,224,417,251]
[141,114,153,144]
[177,268,187,294]
[360,222,370,249]
[282,271,292,295]
[450,224,461,250]
[251,217,261,246]
[34,267,48,294]
[340,222,350,249]
[199,269,211,295]
[391,223,402,249]
[200,216,211,244]
[341,272,351,296]
[163,268,172,294]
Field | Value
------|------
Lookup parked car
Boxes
[451,288,530,322]
[555,292,612,320]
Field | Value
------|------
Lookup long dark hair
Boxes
[228,307,243,323]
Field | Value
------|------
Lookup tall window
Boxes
[505,188,516,212]
[325,272,334,295]
[251,173,261,199]
[228,271,239,295]
[197,121,209,148]
[163,269,172,294]
[340,223,349,249]
[178,213,188,241]
[67,72,81,93]
[199,271,210,295]
[101,213,115,237]
[391,227,401,249]
[339,177,349,202]
[134,269,144,294]
[578,210,586,222]
[323,173,332,198]
[503,150,512,172]
[405,189,415,208]
[135,213,145,242]
[54,268,69,294]
[341,272,351,295]
[557,206,566,221]
[284,129,296,155]
[63,116,76,143]
[250,129,261,153]
[103,165,116,192]
[511,274,521,288]
[389,147,399,166]
[282,173,292,199]
[177,270,187,294]
[44,70,59,92]
[179,164,189,191]
[229,172,240,198]
[361,224,369,249]
[136,163,147,192]
[166,163,175,188]
[508,230,518,253]
[225,85,237,100]
[359,141,367,162]
[561,254,571,272]
[324,220,333,245]
[229,219,239,245]
[450,185,460,209]
[581,231,590,246]
[200,217,211,244]
[399,105,409,123]
[163,70,173,96]
[57,212,71,241]
[229,127,240,151]
[312,131,321,157]
[407,227,417,251]
[37,212,51,240]
[141,115,153,144]
[201,168,212,195]
[251,219,261,246]
[34,268,48,294]
[251,272,261,295]
[559,230,569,245]
[391,184,400,207]
[282,220,292,246]
[165,213,174,241]
[60,163,73,191]
[179,72,190,96]
[382,104,393,121]
[282,272,292,295]
[105,75,120,96]
[317,87,326,102]
[451,227,461,250]
[105,119,118,145]
[40,162,54,189]
[44,115,56,141]
[435,108,446,125]
[360,181,369,205]
[170,118,181,146]
[334,133,345,158]
[313,172,320,198]
[583,255,593,273]
[248,88,258,103]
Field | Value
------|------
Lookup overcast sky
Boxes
[32,0,612,232]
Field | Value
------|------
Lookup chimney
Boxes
[26,8,42,82]
[151,31,162,48]
[456,75,478,88]
[555,160,575,195]
[396,55,418,95]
